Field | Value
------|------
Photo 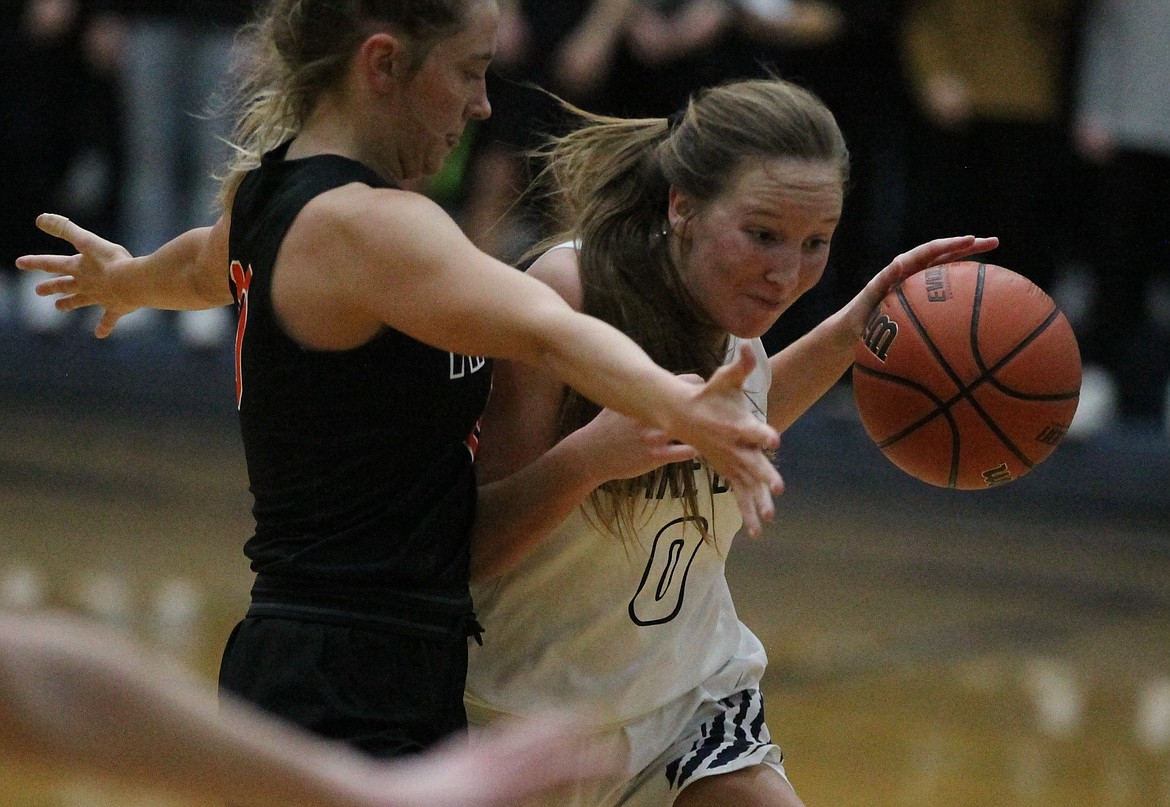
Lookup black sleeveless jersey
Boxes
[227,142,493,605]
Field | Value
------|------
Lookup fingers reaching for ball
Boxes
[844,235,999,340]
[880,235,1001,297]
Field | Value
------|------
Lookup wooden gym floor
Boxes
[2,322,1168,807]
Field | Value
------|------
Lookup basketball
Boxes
[852,261,1082,489]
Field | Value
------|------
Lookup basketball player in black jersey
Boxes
[18,0,784,759]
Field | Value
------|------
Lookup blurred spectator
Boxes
[460,0,895,279]
[459,0,636,262]
[899,0,1080,296]
[460,0,760,262]
[88,0,250,348]
[459,0,779,262]
[1,0,121,334]
[1071,0,1170,433]
[610,0,736,116]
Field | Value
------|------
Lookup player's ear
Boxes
[358,32,405,94]
[667,186,696,239]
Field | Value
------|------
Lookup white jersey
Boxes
[466,336,771,729]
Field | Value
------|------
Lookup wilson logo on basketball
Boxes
[862,309,898,362]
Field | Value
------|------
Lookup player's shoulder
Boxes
[302,182,437,225]
[525,241,582,311]
[296,184,462,257]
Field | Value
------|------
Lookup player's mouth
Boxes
[747,294,784,313]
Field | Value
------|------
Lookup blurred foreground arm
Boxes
[0,612,621,807]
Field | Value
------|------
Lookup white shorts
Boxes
[468,687,787,807]
[611,688,787,807]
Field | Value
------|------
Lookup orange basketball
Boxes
[852,261,1081,489]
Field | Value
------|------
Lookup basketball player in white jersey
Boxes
[466,78,997,806]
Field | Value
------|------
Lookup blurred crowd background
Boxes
[2,0,1167,439]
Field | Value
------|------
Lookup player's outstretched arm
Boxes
[766,235,999,431]
[323,189,782,535]
[15,214,233,338]
[0,611,621,807]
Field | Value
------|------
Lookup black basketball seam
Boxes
[977,308,1079,401]
[853,365,954,440]
[891,272,978,484]
[895,283,966,393]
[852,364,962,486]
[964,266,1035,469]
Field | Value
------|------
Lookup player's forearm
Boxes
[766,310,855,431]
[125,226,233,310]
[471,433,604,582]
[534,315,691,439]
[0,614,360,807]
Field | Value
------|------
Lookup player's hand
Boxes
[15,213,139,338]
[672,343,783,537]
[846,235,1000,338]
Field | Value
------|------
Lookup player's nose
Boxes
[469,85,491,121]
[763,254,801,298]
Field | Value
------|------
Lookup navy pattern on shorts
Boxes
[664,688,779,790]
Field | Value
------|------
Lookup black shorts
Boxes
[218,614,470,757]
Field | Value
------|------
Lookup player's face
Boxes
[672,158,842,339]
[393,0,496,179]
